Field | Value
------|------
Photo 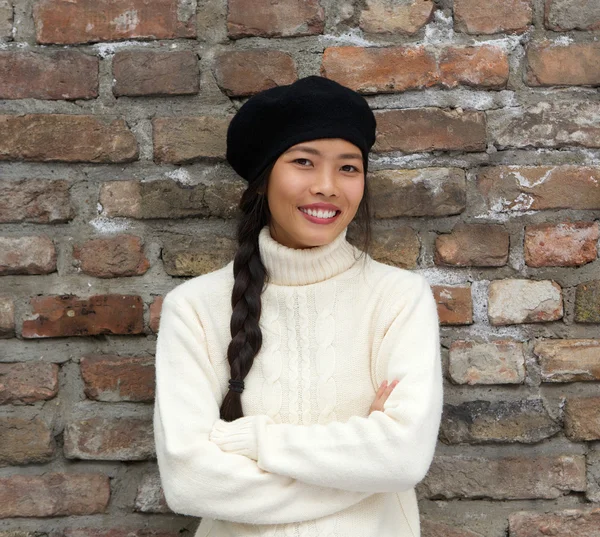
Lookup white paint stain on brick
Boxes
[89,216,129,233]
[111,10,140,33]
[93,40,151,58]
[553,35,574,47]
[165,168,193,186]
[319,28,380,47]
[423,10,453,45]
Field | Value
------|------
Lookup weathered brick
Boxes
[375,109,487,153]
[0,417,55,465]
[454,0,532,34]
[545,0,600,30]
[440,399,560,444]
[0,235,56,275]
[0,114,138,163]
[535,339,600,382]
[34,0,196,44]
[113,50,199,97]
[321,46,438,94]
[0,296,14,338]
[588,450,600,502]
[575,280,600,323]
[421,520,482,537]
[419,454,586,499]
[350,226,420,269]
[369,168,466,218]
[64,416,155,460]
[510,508,600,537]
[73,234,150,278]
[80,355,155,402]
[0,362,59,404]
[359,0,434,35]
[0,473,109,517]
[0,0,11,40]
[439,46,509,89]
[564,396,600,441]
[488,279,563,325]
[134,471,171,513]
[22,295,144,338]
[149,296,164,334]
[162,236,236,276]
[477,166,600,212]
[435,223,509,266]
[0,179,74,223]
[488,102,600,150]
[432,285,473,325]
[527,42,600,87]
[203,179,246,218]
[153,116,228,164]
[449,340,526,384]
[227,0,324,38]
[525,222,598,267]
[213,50,297,96]
[0,51,98,99]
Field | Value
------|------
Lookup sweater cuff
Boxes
[210,415,272,460]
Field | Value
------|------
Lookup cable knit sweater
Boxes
[153,224,443,537]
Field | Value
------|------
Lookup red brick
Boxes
[449,340,526,385]
[361,226,420,269]
[321,46,438,94]
[454,0,532,34]
[510,508,600,537]
[0,50,98,99]
[227,0,324,39]
[0,473,109,518]
[149,296,164,333]
[369,168,466,218]
[527,42,600,86]
[0,114,138,163]
[113,50,199,97]
[545,0,600,31]
[64,417,155,460]
[359,0,434,35]
[153,116,228,164]
[524,221,599,267]
[0,179,74,223]
[134,471,171,513]
[73,234,150,278]
[162,235,237,276]
[419,454,586,499]
[0,235,56,275]
[435,223,509,266]
[33,0,196,45]
[439,46,509,89]
[488,279,563,325]
[564,396,600,441]
[80,354,155,402]
[477,165,600,212]
[213,50,297,96]
[535,339,600,382]
[22,295,144,338]
[0,417,55,465]
[0,362,59,404]
[374,108,487,153]
[432,285,473,325]
[0,296,14,338]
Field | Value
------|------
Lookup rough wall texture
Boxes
[0,0,599,536]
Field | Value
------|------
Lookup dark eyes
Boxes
[293,158,360,173]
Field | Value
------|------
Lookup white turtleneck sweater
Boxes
[153,225,443,537]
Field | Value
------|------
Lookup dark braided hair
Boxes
[219,160,373,422]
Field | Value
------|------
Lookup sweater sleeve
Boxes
[153,295,373,525]
[210,274,443,494]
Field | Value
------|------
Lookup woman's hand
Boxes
[369,380,399,414]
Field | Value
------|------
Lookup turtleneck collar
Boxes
[258,225,360,286]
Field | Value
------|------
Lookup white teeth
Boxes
[300,208,337,219]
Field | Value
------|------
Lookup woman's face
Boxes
[266,138,365,249]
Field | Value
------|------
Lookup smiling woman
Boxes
[153,75,443,537]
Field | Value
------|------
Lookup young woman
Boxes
[153,75,443,537]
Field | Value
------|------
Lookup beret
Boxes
[226,75,377,184]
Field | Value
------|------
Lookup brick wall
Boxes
[0,0,599,536]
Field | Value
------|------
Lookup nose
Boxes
[309,165,339,197]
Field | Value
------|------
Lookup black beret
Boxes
[226,75,377,184]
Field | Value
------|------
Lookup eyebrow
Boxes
[284,145,363,160]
